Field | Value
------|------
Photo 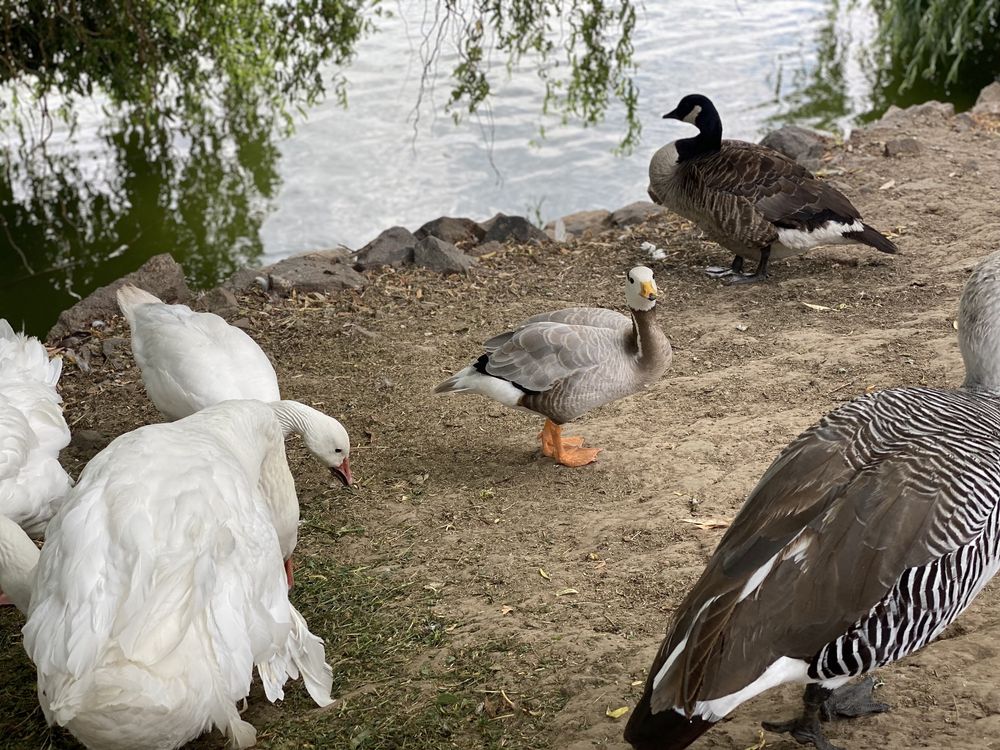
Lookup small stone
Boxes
[884,137,922,157]
[353,226,418,270]
[101,337,126,359]
[543,209,611,238]
[972,81,1000,116]
[231,317,252,330]
[954,112,976,132]
[610,201,666,227]
[196,287,239,316]
[468,240,505,258]
[69,429,110,452]
[478,214,549,245]
[413,236,476,275]
[414,216,485,245]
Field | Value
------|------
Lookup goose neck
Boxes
[631,307,669,370]
[0,516,39,613]
[270,400,314,439]
[677,118,722,161]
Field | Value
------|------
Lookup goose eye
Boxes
[628,277,634,283]
[335,448,343,454]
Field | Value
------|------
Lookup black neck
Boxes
[676,116,722,161]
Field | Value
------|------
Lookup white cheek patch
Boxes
[683,105,702,125]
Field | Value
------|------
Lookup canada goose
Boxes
[624,250,1000,750]
[647,94,896,283]
[4,400,335,749]
[435,266,671,466]
[116,285,352,485]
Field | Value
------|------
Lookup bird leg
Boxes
[730,248,770,284]
[820,676,889,720]
[284,558,294,589]
[546,420,601,467]
[538,419,585,458]
[705,256,744,278]
[762,683,842,750]
[0,591,11,607]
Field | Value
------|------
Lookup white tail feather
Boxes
[116,285,164,326]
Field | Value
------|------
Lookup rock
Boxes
[468,240,504,258]
[260,251,366,295]
[195,287,239,316]
[101,337,128,368]
[954,112,976,132]
[413,236,476,275]
[353,226,418,270]
[479,213,549,245]
[876,100,955,126]
[231,317,252,330]
[414,216,485,246]
[759,125,828,166]
[48,253,191,343]
[544,209,611,239]
[884,137,922,157]
[610,201,666,227]
[222,266,267,292]
[973,81,1000,115]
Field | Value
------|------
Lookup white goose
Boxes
[0,319,72,538]
[0,399,337,749]
[116,285,352,485]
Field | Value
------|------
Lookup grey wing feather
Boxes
[483,307,629,353]
[484,322,614,392]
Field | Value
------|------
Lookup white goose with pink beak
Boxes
[116,285,352,487]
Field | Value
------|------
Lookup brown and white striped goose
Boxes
[435,266,671,467]
[625,250,1000,750]
[647,94,896,283]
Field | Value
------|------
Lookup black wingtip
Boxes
[624,698,715,750]
[845,223,898,254]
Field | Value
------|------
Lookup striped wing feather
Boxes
[647,388,1000,716]
[693,141,860,233]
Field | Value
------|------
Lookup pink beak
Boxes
[284,558,294,589]
[330,456,353,487]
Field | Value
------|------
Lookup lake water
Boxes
[0,0,983,335]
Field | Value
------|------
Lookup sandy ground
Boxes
[3,105,1000,750]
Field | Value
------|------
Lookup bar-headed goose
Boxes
[3,400,335,749]
[0,320,71,541]
[625,250,1000,750]
[116,285,352,485]
[647,94,896,283]
[435,266,671,466]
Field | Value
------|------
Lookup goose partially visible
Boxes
[625,250,1000,750]
[116,285,352,485]
[0,319,72,538]
[647,94,896,283]
[0,399,335,749]
[435,266,671,466]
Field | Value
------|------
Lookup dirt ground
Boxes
[4,104,1000,750]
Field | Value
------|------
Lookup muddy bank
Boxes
[4,88,1000,750]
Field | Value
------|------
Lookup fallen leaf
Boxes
[539,568,551,580]
[680,517,731,530]
[879,179,896,190]
[500,605,514,615]
[556,588,579,596]
[801,302,832,312]
[606,706,630,720]
[630,680,643,686]
[744,729,767,750]
[953,320,959,330]
[735,323,749,331]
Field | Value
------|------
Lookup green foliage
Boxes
[872,0,1000,92]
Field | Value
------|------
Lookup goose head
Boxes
[626,266,658,312]
[270,400,353,486]
[663,94,720,129]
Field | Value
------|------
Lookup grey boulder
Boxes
[48,253,191,343]
[479,213,549,244]
[353,226,418,270]
[414,236,476,275]
[415,216,485,246]
[261,251,367,295]
[759,125,828,167]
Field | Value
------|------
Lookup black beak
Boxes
[662,107,682,120]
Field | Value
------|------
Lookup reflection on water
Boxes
[0,0,991,336]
